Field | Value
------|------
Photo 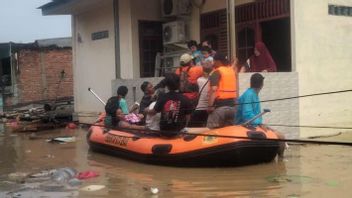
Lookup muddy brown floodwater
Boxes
[0,125,352,198]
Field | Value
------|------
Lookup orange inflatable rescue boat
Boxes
[87,122,280,167]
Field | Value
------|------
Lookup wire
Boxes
[81,122,352,147]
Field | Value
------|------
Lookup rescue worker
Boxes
[175,53,203,107]
[207,53,237,129]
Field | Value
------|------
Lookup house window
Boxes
[200,9,228,56]
[329,5,352,16]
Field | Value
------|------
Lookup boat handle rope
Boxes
[81,122,352,147]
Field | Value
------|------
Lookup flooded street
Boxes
[0,126,352,198]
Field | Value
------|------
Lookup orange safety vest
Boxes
[215,66,237,99]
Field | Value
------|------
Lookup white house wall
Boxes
[73,0,116,114]
[293,0,352,137]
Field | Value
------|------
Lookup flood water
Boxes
[0,125,352,198]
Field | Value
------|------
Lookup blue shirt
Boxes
[119,98,129,114]
[236,88,262,126]
[192,50,202,65]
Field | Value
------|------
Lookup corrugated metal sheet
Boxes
[36,37,72,48]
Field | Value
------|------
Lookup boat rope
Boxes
[81,123,352,147]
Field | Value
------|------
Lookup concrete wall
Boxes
[112,72,299,138]
[73,0,116,113]
[292,0,352,137]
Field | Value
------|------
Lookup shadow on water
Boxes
[0,127,352,197]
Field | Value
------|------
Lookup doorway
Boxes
[261,18,291,72]
[139,21,163,78]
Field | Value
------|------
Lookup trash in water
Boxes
[143,186,159,195]
[51,168,78,184]
[150,187,159,194]
[8,172,29,182]
[80,185,105,192]
[266,175,313,184]
[68,178,82,187]
[29,169,57,178]
[25,150,32,153]
[39,183,65,192]
[76,171,99,180]
[66,122,78,129]
[46,136,76,143]
[44,154,55,159]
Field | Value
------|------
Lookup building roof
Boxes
[36,37,72,48]
[0,37,72,56]
[40,0,102,16]
[39,0,71,10]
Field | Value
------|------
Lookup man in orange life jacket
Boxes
[207,53,237,129]
[175,53,204,107]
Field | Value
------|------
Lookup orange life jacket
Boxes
[215,66,237,99]
[175,66,203,94]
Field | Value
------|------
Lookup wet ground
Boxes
[0,125,352,198]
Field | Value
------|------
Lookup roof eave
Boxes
[39,0,74,16]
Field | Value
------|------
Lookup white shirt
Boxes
[146,102,161,130]
[196,77,209,111]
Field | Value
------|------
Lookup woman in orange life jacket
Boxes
[207,53,238,129]
[175,53,204,108]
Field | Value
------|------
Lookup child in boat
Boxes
[104,90,145,130]
[145,73,192,136]
[117,86,144,124]
[236,73,286,158]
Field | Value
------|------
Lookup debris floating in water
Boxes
[150,187,159,194]
[46,136,76,143]
[80,185,105,192]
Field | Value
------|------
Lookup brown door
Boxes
[139,21,163,77]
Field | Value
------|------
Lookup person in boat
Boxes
[189,49,214,127]
[117,86,138,114]
[207,53,237,129]
[104,96,145,130]
[175,53,204,108]
[144,90,162,131]
[139,81,155,116]
[241,42,277,72]
[154,53,203,108]
[145,73,192,137]
[236,73,286,158]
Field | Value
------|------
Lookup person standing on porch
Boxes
[207,53,237,129]
[245,42,277,72]
[187,40,202,65]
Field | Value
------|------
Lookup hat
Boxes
[180,53,193,65]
